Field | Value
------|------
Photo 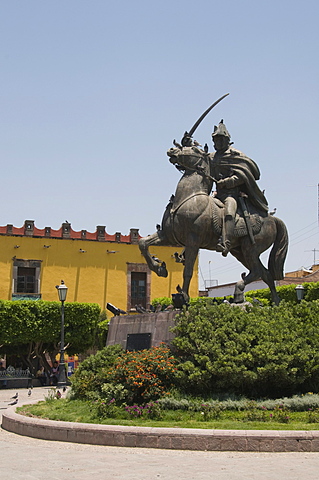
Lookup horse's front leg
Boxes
[180,245,199,302]
[138,232,168,277]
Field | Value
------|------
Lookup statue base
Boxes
[106,310,179,351]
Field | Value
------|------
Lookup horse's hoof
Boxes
[216,242,224,252]
[233,294,244,304]
[158,262,168,278]
[221,240,231,257]
[273,296,281,306]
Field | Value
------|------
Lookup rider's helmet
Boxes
[212,119,231,139]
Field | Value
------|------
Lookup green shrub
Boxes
[172,300,319,397]
[95,310,110,349]
[144,401,163,419]
[100,383,128,404]
[304,282,319,301]
[70,344,124,399]
[199,403,224,421]
[243,402,269,422]
[307,408,319,423]
[272,404,290,423]
[151,297,173,309]
[242,282,319,305]
[158,396,193,411]
[94,398,119,418]
[158,393,319,412]
[208,282,319,305]
[124,402,163,420]
[70,298,319,403]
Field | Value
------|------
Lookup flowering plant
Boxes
[200,403,223,421]
[272,404,290,423]
[125,402,163,419]
[107,344,177,404]
[95,398,117,418]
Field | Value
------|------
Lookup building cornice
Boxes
[0,221,140,244]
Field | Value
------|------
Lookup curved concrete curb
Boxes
[2,407,319,452]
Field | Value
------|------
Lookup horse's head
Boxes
[167,145,206,172]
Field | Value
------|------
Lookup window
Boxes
[127,263,151,311]
[12,259,41,299]
[17,267,36,293]
[131,272,147,309]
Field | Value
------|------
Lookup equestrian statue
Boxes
[138,95,288,305]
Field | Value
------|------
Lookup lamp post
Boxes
[55,280,68,388]
[295,284,305,303]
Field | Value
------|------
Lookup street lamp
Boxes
[55,280,68,388]
[295,284,305,303]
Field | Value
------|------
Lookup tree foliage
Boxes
[0,300,101,372]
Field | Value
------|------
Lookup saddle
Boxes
[212,197,264,238]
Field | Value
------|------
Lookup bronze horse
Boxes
[138,145,288,305]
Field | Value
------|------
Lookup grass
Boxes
[17,398,319,431]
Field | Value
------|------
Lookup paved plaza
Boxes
[1,387,319,480]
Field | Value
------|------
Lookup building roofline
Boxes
[0,221,141,244]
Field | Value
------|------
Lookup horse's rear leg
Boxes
[233,269,261,303]
[138,232,168,277]
[236,262,280,306]
[233,244,262,303]
[259,265,280,305]
[233,246,280,305]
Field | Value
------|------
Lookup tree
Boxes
[0,300,100,373]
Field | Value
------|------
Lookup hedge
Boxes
[172,300,319,398]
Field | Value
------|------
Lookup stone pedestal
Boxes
[106,310,179,350]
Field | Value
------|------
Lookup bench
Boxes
[0,366,33,388]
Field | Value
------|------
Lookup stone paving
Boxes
[1,387,319,479]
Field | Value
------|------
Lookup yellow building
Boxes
[0,220,198,312]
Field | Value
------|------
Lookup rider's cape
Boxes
[210,147,268,213]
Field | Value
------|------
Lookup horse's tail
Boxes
[268,217,289,280]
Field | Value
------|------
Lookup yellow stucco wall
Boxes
[0,234,198,311]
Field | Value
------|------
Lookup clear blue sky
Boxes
[1,1,318,289]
